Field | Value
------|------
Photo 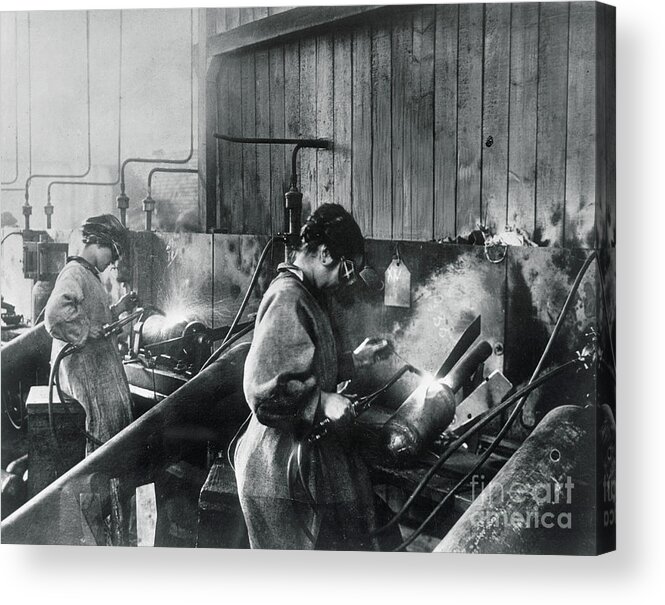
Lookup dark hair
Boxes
[300,203,364,261]
[81,214,129,254]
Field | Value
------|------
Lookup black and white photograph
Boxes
[1,0,617,562]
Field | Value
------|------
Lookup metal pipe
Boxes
[1,14,20,186]
[212,133,331,188]
[2,15,32,201]
[22,12,93,228]
[147,167,198,193]
[46,11,124,214]
[117,9,195,227]
[141,168,198,231]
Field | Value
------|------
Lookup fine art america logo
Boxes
[469,475,575,530]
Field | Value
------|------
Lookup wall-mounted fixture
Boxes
[213,133,331,261]
[141,167,198,231]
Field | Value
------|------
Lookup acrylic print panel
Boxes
[0,3,615,554]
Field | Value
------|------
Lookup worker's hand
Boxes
[88,324,105,340]
[320,392,355,427]
[352,337,391,369]
[113,291,139,316]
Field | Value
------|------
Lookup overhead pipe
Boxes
[141,167,198,231]
[22,12,93,230]
[2,14,33,201]
[213,133,331,259]
[1,14,20,186]
[46,11,124,219]
[116,9,195,227]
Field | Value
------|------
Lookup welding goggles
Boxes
[338,256,358,286]
[108,240,122,263]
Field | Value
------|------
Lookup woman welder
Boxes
[235,203,389,550]
[45,214,138,455]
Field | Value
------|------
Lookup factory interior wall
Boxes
[126,231,610,442]
[205,3,615,251]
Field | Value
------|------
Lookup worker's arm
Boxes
[44,268,93,346]
[243,287,322,433]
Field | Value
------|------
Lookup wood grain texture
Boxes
[371,17,392,239]
[391,12,413,240]
[299,37,317,219]
[481,2,511,235]
[352,23,373,235]
[434,3,458,240]
[255,49,272,234]
[214,9,226,36]
[535,2,569,247]
[507,2,539,236]
[316,34,335,207]
[333,29,352,212]
[411,6,436,241]
[227,57,244,234]
[565,1,596,248]
[456,3,484,236]
[225,9,240,31]
[606,5,616,248]
[239,9,254,26]
[218,62,233,230]
[596,3,615,250]
[241,53,258,233]
[595,1,607,251]
[269,45,287,235]
[284,39,300,201]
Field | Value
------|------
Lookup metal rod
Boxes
[213,133,331,188]
[117,9,195,226]
[142,167,198,231]
[45,11,124,212]
[147,167,198,194]
[22,12,93,227]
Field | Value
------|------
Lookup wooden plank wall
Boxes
[210,3,614,249]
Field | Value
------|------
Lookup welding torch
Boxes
[307,363,422,444]
[102,307,144,338]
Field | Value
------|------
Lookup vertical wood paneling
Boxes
[595,2,607,252]
[316,35,334,207]
[214,10,226,36]
[456,3,484,235]
[253,8,269,21]
[227,57,244,233]
[210,4,606,246]
[535,2,569,247]
[300,38,317,220]
[269,46,287,234]
[239,9,254,26]
[411,6,436,241]
[217,59,231,231]
[284,40,300,219]
[371,19,392,239]
[255,49,272,234]
[596,3,615,250]
[434,4,458,240]
[352,23,373,235]
[225,9,240,31]
[507,2,539,236]
[391,13,413,240]
[481,3,511,234]
[241,53,258,233]
[333,30,352,212]
[606,5,616,247]
[565,2,596,248]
